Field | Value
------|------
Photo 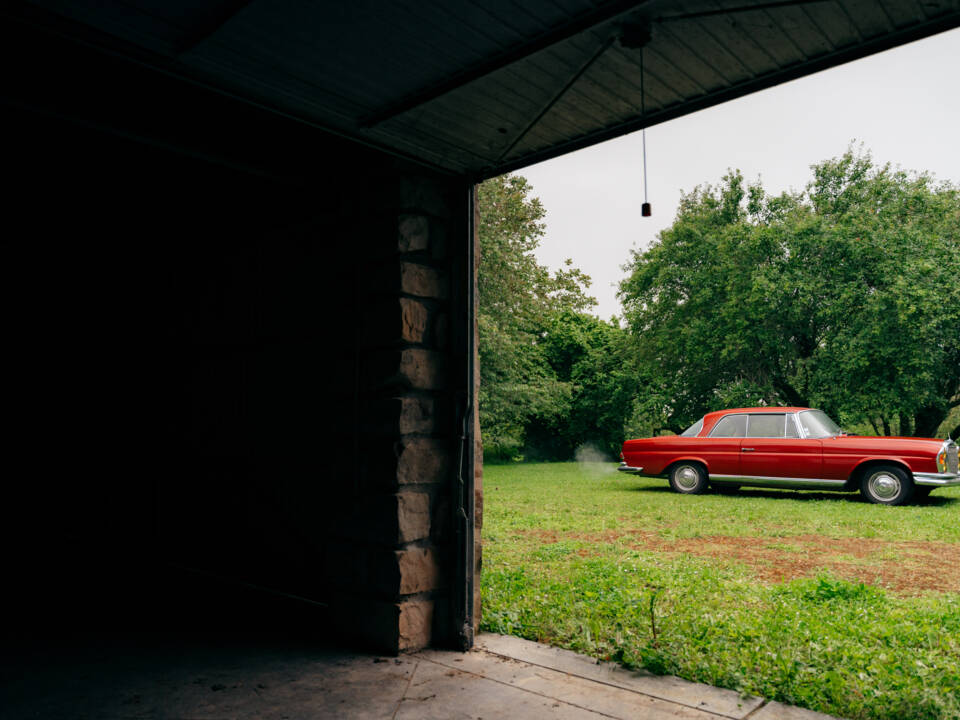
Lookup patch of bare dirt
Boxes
[521,529,960,594]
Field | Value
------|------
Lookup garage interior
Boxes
[3,0,958,716]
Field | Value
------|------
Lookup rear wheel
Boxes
[859,465,914,506]
[669,463,709,494]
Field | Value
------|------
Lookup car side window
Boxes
[709,414,747,438]
[785,415,800,438]
[747,414,785,438]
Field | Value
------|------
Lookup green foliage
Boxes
[523,311,638,459]
[478,175,621,459]
[619,146,960,436]
[482,462,960,720]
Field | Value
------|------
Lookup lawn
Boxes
[480,462,960,720]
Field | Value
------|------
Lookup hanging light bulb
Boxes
[621,18,652,217]
[640,41,651,217]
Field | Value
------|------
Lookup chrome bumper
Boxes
[913,472,960,487]
[617,463,644,475]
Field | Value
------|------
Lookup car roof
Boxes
[702,407,811,422]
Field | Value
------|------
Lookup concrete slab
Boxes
[750,701,841,720]
[475,634,763,719]
[395,658,609,719]
[416,648,723,719]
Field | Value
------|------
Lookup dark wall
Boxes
[5,102,365,636]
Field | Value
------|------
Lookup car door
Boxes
[700,413,747,475]
[739,413,823,479]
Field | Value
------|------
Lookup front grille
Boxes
[949,444,959,474]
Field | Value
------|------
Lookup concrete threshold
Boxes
[407,633,841,720]
[1,632,843,719]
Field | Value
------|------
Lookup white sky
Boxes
[522,28,960,321]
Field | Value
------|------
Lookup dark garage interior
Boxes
[3,0,958,716]
[4,9,478,654]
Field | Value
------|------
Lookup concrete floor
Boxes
[3,633,841,719]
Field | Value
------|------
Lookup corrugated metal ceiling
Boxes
[23,0,960,177]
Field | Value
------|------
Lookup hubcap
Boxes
[868,472,900,500]
[675,466,700,490]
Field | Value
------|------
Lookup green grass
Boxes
[480,462,960,720]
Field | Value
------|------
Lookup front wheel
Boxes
[859,465,914,506]
[669,463,709,494]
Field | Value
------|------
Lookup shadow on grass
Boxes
[628,484,958,506]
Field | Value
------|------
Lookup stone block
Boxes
[329,492,429,545]
[398,214,430,252]
[398,598,434,651]
[398,437,450,485]
[363,262,448,300]
[362,349,446,390]
[399,349,445,388]
[398,396,437,434]
[361,298,429,347]
[401,262,448,299]
[361,211,445,259]
[365,396,436,436]
[397,492,430,543]
[398,547,441,595]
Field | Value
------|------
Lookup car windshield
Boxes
[680,418,704,437]
[798,410,842,438]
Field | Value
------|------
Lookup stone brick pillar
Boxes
[326,169,473,653]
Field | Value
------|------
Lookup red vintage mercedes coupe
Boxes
[619,407,959,505]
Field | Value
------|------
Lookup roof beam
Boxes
[496,36,616,163]
[359,0,652,128]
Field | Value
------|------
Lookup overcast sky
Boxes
[521,28,960,321]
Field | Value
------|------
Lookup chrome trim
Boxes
[940,439,958,474]
[913,472,960,487]
[786,413,802,439]
[710,474,847,488]
[617,463,644,475]
[794,411,809,439]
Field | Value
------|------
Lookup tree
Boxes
[477,174,596,458]
[619,147,960,436]
[524,311,638,459]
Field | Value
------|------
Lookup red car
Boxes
[619,407,959,505]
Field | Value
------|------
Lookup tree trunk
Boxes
[869,418,881,436]
[882,417,891,436]
[914,406,947,439]
[951,423,960,441]
[898,413,913,437]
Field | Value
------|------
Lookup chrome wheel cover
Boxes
[674,465,700,491]
[868,471,901,500]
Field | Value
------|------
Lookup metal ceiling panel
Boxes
[17,0,960,177]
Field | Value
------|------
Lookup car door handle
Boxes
[741,448,755,452]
